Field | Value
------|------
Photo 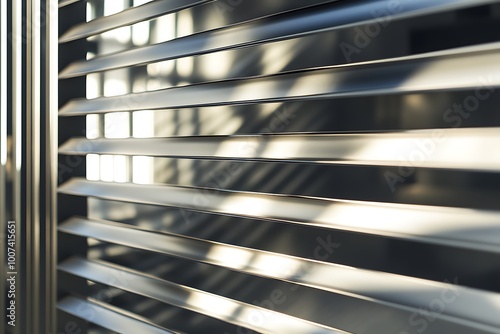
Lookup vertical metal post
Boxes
[4,1,59,333]
[44,1,59,333]
[25,0,41,332]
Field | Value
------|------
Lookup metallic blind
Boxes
[57,1,500,333]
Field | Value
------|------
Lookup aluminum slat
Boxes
[58,128,500,171]
[57,216,500,332]
[58,178,500,254]
[59,43,500,115]
[58,296,178,334]
[59,257,349,334]
[59,0,211,43]
[58,0,499,78]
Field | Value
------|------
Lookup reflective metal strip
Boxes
[58,0,499,78]
[46,1,59,331]
[59,0,212,43]
[59,42,500,114]
[59,257,349,334]
[58,216,500,331]
[57,296,177,334]
[58,128,500,171]
[57,178,500,253]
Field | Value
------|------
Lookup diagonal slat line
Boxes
[57,296,178,334]
[57,178,500,254]
[59,0,212,43]
[55,1,500,333]
[59,257,350,334]
[58,0,499,78]
[58,42,500,115]
[58,128,500,171]
[58,216,500,331]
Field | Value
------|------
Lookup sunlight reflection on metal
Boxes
[103,77,128,97]
[200,52,233,80]
[219,194,274,217]
[85,51,95,60]
[205,111,244,136]
[63,128,500,171]
[86,73,100,99]
[177,10,194,38]
[60,178,500,253]
[104,112,129,138]
[185,293,239,319]
[86,1,93,22]
[176,10,194,79]
[59,257,348,334]
[133,0,152,7]
[177,58,193,79]
[86,154,100,181]
[133,110,155,138]
[99,155,114,182]
[58,216,500,331]
[147,60,175,77]
[146,78,161,91]
[153,13,176,44]
[101,0,131,43]
[86,114,99,139]
[104,0,126,16]
[206,244,254,270]
[113,155,128,182]
[58,1,500,333]
[132,21,150,46]
[132,156,154,184]
[250,253,303,278]
[261,41,296,74]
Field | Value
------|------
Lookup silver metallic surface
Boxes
[58,0,499,78]
[59,127,500,171]
[59,0,212,43]
[59,257,350,334]
[58,216,500,332]
[58,178,500,253]
[59,43,500,114]
[57,296,177,334]
[55,1,500,333]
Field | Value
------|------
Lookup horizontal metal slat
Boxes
[59,257,348,334]
[58,128,500,171]
[58,0,498,78]
[59,0,211,43]
[58,296,177,334]
[58,178,500,253]
[59,42,500,115]
[58,216,500,331]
